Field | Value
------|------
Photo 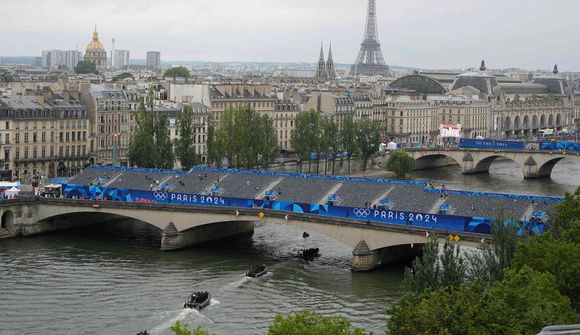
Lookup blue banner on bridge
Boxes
[460,138,525,150]
[63,184,480,234]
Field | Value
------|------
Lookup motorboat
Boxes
[136,331,149,335]
[184,291,211,310]
[297,248,320,261]
[246,264,268,278]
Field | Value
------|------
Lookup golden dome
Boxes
[86,27,105,52]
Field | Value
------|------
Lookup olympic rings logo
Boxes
[153,192,168,201]
[353,208,371,218]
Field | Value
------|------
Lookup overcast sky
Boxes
[1,0,579,71]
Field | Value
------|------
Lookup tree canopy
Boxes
[173,105,199,170]
[164,66,190,79]
[207,105,278,169]
[386,150,416,179]
[268,309,368,335]
[354,118,381,171]
[74,60,97,74]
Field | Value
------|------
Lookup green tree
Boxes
[213,106,279,169]
[164,66,190,80]
[268,309,368,335]
[292,111,313,173]
[74,60,97,74]
[170,321,212,335]
[386,150,416,179]
[403,237,466,295]
[513,234,580,312]
[467,217,519,285]
[321,116,339,175]
[258,113,279,170]
[206,119,220,166]
[291,110,322,173]
[174,105,198,170]
[128,100,156,167]
[339,117,358,174]
[387,267,576,335]
[354,118,380,171]
[112,72,134,82]
[154,113,175,169]
[549,186,580,242]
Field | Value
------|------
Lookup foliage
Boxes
[170,321,212,335]
[321,116,339,174]
[173,105,198,170]
[340,117,358,173]
[268,309,368,335]
[112,72,134,82]
[354,118,381,171]
[386,150,416,179]
[513,234,580,312]
[128,90,174,169]
[206,120,220,167]
[164,66,190,79]
[467,216,519,285]
[129,99,157,168]
[74,60,97,74]
[550,186,580,242]
[387,267,576,335]
[154,113,175,169]
[291,110,322,172]
[209,106,278,169]
[403,237,466,295]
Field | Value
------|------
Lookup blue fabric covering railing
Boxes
[62,183,482,234]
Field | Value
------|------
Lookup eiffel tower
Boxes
[350,0,390,76]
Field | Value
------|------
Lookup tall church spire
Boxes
[553,64,559,75]
[316,42,327,81]
[326,42,336,80]
[479,59,486,72]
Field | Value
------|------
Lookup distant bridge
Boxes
[407,148,579,178]
[0,197,486,272]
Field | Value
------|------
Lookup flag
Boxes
[284,214,290,221]
[234,210,240,216]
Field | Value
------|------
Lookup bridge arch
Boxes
[537,157,566,178]
[1,210,14,229]
[413,153,462,171]
[472,154,519,174]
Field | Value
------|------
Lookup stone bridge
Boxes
[0,197,485,272]
[407,149,576,178]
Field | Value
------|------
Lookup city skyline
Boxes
[1,0,580,71]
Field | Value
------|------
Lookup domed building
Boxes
[84,26,107,71]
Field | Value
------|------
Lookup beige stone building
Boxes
[274,100,300,152]
[0,92,91,180]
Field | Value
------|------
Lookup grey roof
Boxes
[451,71,498,95]
[533,76,570,95]
[390,74,447,94]
[2,96,52,110]
[499,82,549,95]
[209,87,275,100]
[90,84,128,100]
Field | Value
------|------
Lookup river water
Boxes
[1,160,579,335]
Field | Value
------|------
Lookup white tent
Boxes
[0,181,19,190]
[5,186,19,199]
[387,141,398,150]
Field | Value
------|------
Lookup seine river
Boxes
[1,159,579,335]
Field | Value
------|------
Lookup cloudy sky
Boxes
[1,0,579,71]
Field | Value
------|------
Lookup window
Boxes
[24,147,28,159]
[15,148,19,159]
[4,134,8,144]
[42,132,46,142]
[5,122,8,129]
[42,147,46,158]
[15,121,19,129]
[33,147,37,159]
[24,133,28,143]
[33,132,37,143]
[50,132,54,142]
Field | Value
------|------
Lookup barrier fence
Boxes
[62,184,485,234]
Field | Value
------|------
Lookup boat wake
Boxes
[210,298,220,306]
[222,276,251,291]
[149,308,212,335]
